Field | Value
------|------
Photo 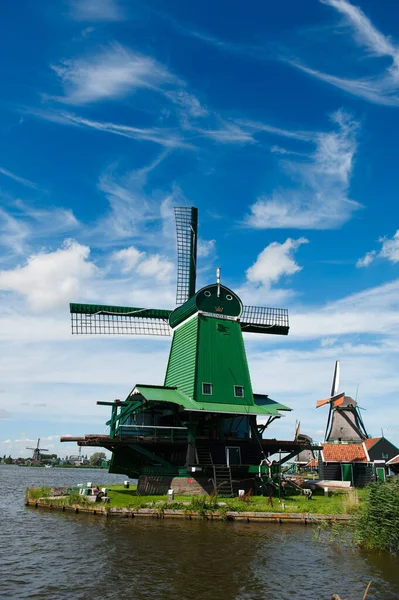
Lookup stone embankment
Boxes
[25,496,350,524]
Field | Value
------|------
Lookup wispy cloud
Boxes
[32,109,192,148]
[0,209,29,255]
[50,43,178,105]
[357,229,399,267]
[288,0,399,106]
[244,109,361,229]
[68,0,125,22]
[194,120,255,144]
[0,202,79,258]
[237,120,315,143]
[0,167,37,189]
[92,152,188,251]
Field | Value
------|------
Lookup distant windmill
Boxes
[316,361,369,442]
[26,438,48,461]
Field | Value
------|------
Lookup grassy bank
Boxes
[26,484,365,516]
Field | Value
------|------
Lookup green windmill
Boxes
[63,207,306,496]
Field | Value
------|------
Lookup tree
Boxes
[90,452,107,467]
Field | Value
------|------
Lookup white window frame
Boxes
[234,385,244,398]
[202,382,213,396]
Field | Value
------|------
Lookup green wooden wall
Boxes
[164,316,198,398]
[195,315,253,405]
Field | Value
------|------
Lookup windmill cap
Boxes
[169,283,242,328]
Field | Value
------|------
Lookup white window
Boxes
[202,383,213,395]
[234,385,244,398]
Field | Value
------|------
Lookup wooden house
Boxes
[318,443,373,487]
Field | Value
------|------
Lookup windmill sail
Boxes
[70,304,172,336]
[175,206,198,305]
[330,359,340,397]
[240,305,289,335]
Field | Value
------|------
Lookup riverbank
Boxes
[25,484,360,523]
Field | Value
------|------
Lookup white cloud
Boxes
[357,230,399,267]
[0,239,97,311]
[136,254,174,283]
[113,246,144,273]
[289,0,399,106]
[380,231,399,263]
[113,245,174,283]
[51,43,177,105]
[356,250,377,268]
[68,0,124,21]
[246,238,308,287]
[0,167,37,189]
[245,110,360,229]
[197,238,216,257]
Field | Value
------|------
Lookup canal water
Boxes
[1,465,399,599]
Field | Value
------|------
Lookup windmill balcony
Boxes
[117,424,188,443]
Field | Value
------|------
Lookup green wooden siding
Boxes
[164,316,198,398]
[195,315,253,405]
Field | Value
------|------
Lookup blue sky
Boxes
[2,0,399,458]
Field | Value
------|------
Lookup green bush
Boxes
[356,479,399,553]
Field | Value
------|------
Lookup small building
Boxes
[318,443,373,487]
[364,437,399,480]
[364,437,399,463]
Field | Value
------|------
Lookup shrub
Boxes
[356,479,399,553]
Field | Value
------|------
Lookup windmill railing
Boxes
[118,425,188,443]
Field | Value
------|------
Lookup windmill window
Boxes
[234,385,244,398]
[204,291,211,297]
[226,294,233,301]
[202,383,213,395]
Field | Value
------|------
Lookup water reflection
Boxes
[1,466,398,600]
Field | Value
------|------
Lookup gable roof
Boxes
[387,454,399,465]
[364,437,382,450]
[321,443,369,463]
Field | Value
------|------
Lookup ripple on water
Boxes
[1,465,399,600]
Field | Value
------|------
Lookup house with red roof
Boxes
[318,442,372,486]
[318,436,399,486]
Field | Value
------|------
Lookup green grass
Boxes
[27,484,366,515]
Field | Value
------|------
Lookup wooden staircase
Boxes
[213,465,234,497]
[195,442,214,466]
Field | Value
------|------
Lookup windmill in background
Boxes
[26,438,48,462]
[316,360,369,442]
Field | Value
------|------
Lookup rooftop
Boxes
[321,443,369,463]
